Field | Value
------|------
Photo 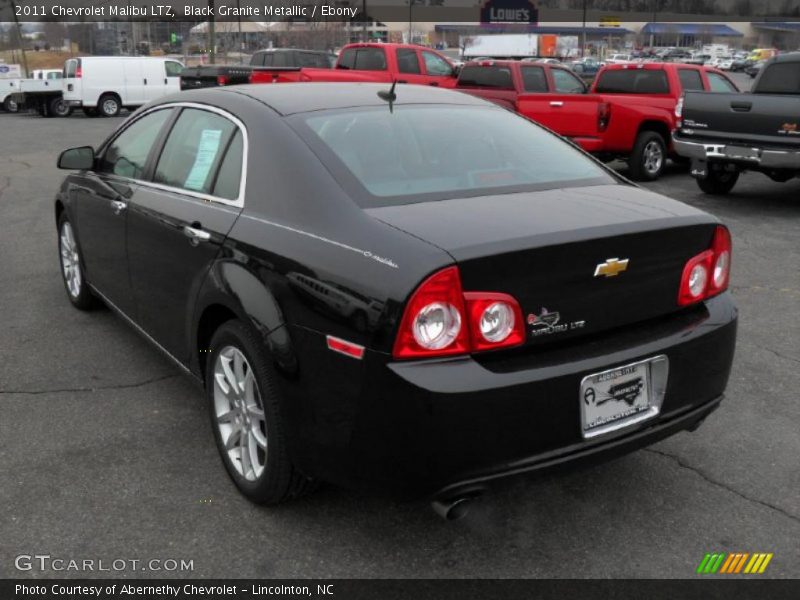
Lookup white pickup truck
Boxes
[10,69,72,117]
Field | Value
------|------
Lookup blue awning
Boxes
[640,23,743,37]
[751,21,800,32]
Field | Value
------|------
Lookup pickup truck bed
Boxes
[673,52,800,194]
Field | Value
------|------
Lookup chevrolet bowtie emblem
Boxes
[594,258,629,278]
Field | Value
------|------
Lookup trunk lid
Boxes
[682,89,800,148]
[367,184,718,347]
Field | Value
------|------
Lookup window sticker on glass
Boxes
[184,129,223,191]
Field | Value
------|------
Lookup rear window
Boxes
[756,62,800,94]
[458,66,514,90]
[64,59,79,78]
[297,52,333,68]
[337,48,386,71]
[595,69,670,94]
[296,105,613,206]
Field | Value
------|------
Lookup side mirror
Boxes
[58,146,95,170]
[452,64,462,77]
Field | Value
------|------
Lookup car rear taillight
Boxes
[392,267,525,359]
[675,95,684,128]
[678,225,732,306]
[597,101,611,132]
[217,75,229,86]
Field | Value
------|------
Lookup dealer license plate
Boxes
[580,356,669,439]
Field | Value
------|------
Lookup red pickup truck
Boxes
[250,43,459,88]
[456,61,739,180]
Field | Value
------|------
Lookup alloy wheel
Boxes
[213,346,268,482]
[643,140,664,175]
[59,221,82,298]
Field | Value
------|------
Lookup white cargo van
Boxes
[62,57,184,117]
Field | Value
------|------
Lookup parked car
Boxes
[730,57,754,72]
[685,53,711,66]
[745,60,766,78]
[506,62,739,180]
[53,83,736,517]
[455,59,587,112]
[568,57,604,78]
[674,52,800,194]
[62,56,184,117]
[606,54,633,65]
[180,48,336,90]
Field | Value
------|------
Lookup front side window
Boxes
[64,59,79,78]
[299,105,612,205]
[707,72,737,92]
[552,69,585,93]
[396,49,421,74]
[165,61,183,77]
[678,68,704,91]
[154,108,238,195]
[99,109,173,179]
[422,51,453,76]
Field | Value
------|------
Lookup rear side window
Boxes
[707,72,737,93]
[458,66,514,90]
[678,69,704,91]
[521,66,547,92]
[154,108,238,195]
[99,109,173,179]
[552,69,585,93]
[595,69,669,94]
[338,48,386,71]
[757,63,800,94]
[212,131,244,200]
[396,49,421,74]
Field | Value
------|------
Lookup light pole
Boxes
[9,0,29,76]
[581,0,587,58]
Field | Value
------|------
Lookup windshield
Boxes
[295,105,614,206]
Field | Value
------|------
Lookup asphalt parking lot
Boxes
[1,92,798,579]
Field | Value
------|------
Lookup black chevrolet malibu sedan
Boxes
[55,83,736,518]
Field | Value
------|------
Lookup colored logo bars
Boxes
[697,552,774,575]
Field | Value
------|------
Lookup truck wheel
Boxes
[697,169,739,195]
[82,107,99,118]
[98,94,121,117]
[628,131,667,181]
[3,97,18,113]
[50,97,72,118]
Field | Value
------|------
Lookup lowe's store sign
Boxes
[480,0,538,24]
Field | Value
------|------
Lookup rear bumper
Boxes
[285,293,737,497]
[572,137,606,153]
[673,134,800,170]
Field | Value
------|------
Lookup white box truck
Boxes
[62,56,184,117]
[461,34,539,59]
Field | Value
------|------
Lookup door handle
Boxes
[550,101,564,107]
[111,200,127,215]
[730,100,751,112]
[164,78,168,85]
[429,81,440,87]
[143,78,148,85]
[183,225,211,246]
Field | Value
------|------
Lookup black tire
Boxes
[3,96,18,113]
[82,107,99,117]
[628,131,667,181]
[57,213,96,310]
[697,169,739,195]
[205,320,314,504]
[98,93,121,117]
[50,96,72,118]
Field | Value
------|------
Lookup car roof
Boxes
[220,82,488,116]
